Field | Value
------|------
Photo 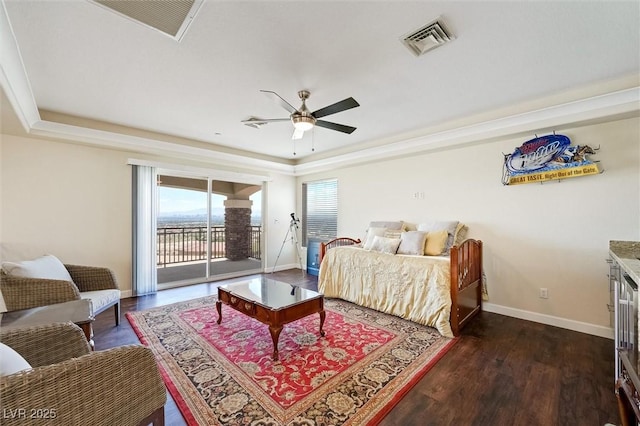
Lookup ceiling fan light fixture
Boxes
[292,115,315,131]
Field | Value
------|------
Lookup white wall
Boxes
[262,173,299,271]
[1,135,133,293]
[297,117,640,337]
[0,134,298,296]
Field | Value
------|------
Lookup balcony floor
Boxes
[157,258,262,284]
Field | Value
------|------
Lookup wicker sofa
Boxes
[0,322,166,426]
[0,263,121,326]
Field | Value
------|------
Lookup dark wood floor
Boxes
[93,270,620,426]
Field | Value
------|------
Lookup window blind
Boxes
[302,179,337,247]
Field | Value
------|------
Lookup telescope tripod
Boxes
[272,217,304,275]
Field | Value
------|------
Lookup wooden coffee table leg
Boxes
[319,310,326,337]
[216,301,222,324]
[269,325,283,361]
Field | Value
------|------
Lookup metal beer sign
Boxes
[502,134,599,185]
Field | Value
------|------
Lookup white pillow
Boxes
[368,221,405,230]
[383,229,404,239]
[0,342,32,376]
[368,236,401,254]
[362,227,388,250]
[397,231,428,255]
[1,255,73,282]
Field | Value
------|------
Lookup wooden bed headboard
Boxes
[319,237,361,264]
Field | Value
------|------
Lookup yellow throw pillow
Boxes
[424,230,448,256]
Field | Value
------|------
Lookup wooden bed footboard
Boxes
[449,239,483,336]
[319,237,361,264]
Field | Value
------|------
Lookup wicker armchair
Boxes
[0,322,166,426]
[0,264,121,325]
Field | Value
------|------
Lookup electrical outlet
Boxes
[539,288,549,299]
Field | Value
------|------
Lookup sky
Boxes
[158,187,262,215]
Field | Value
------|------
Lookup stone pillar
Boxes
[224,199,253,261]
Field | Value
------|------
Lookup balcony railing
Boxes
[157,225,261,267]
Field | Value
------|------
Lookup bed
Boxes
[318,237,483,337]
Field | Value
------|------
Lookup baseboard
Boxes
[265,263,303,273]
[482,302,614,340]
[121,290,132,299]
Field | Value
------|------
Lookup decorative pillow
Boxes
[1,255,73,282]
[454,223,468,247]
[368,221,405,230]
[417,220,459,254]
[424,230,449,256]
[397,231,428,255]
[368,236,401,254]
[383,229,404,239]
[0,342,32,376]
[363,227,388,250]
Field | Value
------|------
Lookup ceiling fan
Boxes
[242,90,360,140]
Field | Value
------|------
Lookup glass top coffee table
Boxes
[216,277,325,361]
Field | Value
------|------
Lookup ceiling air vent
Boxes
[91,0,204,41]
[401,18,454,57]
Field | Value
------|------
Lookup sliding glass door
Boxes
[156,173,263,288]
[156,176,209,285]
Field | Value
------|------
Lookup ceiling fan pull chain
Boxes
[311,128,315,152]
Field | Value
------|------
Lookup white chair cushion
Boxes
[1,255,73,282]
[0,342,32,376]
[0,291,7,313]
[80,290,120,313]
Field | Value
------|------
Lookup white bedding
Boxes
[318,246,454,337]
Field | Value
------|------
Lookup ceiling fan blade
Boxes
[315,120,357,134]
[312,97,359,119]
[292,127,305,140]
[260,90,298,114]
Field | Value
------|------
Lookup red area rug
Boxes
[127,295,457,425]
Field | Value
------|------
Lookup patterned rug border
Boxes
[127,295,458,425]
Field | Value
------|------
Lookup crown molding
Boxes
[2,1,638,177]
[29,120,296,175]
[0,1,39,130]
[294,86,639,175]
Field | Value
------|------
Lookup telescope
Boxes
[290,212,300,228]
